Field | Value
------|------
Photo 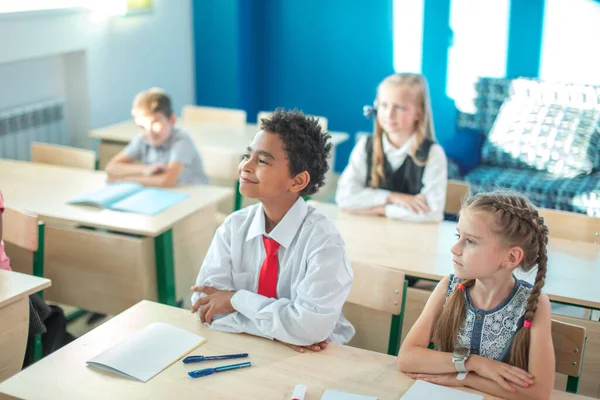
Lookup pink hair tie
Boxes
[457,283,466,292]
[523,320,532,329]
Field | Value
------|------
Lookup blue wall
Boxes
[507,0,545,78]
[192,0,394,172]
[192,0,242,108]
[192,0,546,174]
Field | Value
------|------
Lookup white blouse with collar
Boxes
[336,134,448,222]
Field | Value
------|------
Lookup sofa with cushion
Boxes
[457,77,600,216]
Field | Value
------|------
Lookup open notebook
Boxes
[321,390,377,400]
[401,380,483,399]
[87,322,206,382]
[68,182,189,215]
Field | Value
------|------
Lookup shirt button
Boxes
[476,314,482,321]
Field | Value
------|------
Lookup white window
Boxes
[0,0,127,16]
[539,0,600,84]
[446,0,510,113]
[393,0,425,74]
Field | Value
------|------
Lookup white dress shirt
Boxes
[192,197,355,346]
[336,134,448,222]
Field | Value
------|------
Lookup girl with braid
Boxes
[335,73,448,222]
[398,192,554,399]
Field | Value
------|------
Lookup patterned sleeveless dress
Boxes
[445,274,533,362]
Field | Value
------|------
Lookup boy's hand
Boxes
[276,339,329,353]
[190,286,235,324]
[407,373,463,387]
[145,163,166,176]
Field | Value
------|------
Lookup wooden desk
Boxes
[0,159,233,313]
[0,300,591,400]
[313,202,600,398]
[312,201,600,310]
[89,121,349,179]
[0,270,51,382]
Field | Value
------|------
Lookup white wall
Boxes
[0,56,66,110]
[0,0,195,148]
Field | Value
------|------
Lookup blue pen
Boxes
[188,361,252,378]
[182,353,249,364]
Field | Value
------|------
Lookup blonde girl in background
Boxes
[336,73,448,222]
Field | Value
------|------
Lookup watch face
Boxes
[453,347,469,358]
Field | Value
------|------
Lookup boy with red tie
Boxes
[191,109,354,352]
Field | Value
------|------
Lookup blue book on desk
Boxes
[68,182,189,215]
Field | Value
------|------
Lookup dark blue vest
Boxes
[365,136,434,194]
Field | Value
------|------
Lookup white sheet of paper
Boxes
[321,389,378,400]
[87,322,206,382]
[401,380,483,399]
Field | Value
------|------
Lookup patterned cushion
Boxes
[465,166,600,216]
[481,99,600,177]
[447,158,463,180]
[456,77,512,135]
[510,78,600,107]
[457,77,600,136]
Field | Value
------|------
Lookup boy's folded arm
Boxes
[231,240,353,345]
[105,152,148,178]
[191,221,235,305]
[208,312,274,340]
[117,162,183,187]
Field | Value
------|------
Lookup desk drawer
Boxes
[8,226,156,315]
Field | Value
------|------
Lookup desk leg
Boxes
[154,230,177,306]
[234,181,242,211]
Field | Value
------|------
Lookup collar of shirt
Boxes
[382,132,415,155]
[145,127,178,151]
[245,197,308,249]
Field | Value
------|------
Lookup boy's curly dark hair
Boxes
[260,108,332,196]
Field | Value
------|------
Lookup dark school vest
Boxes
[364,136,434,195]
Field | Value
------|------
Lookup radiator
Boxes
[0,99,67,160]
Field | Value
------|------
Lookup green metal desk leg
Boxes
[154,229,177,306]
[29,223,46,363]
[566,336,587,393]
[387,280,409,356]
[234,180,242,211]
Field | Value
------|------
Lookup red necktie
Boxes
[257,236,280,298]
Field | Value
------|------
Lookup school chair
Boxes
[257,111,328,131]
[343,262,408,356]
[31,142,97,170]
[551,319,587,393]
[181,105,246,213]
[31,142,99,322]
[198,148,244,219]
[541,208,600,320]
[3,208,46,364]
[539,208,600,245]
[182,105,247,125]
[444,180,470,221]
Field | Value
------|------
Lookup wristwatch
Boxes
[452,347,470,380]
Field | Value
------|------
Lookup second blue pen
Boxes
[182,353,249,364]
[188,361,252,378]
